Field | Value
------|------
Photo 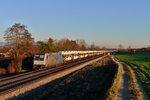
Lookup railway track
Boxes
[0,55,103,96]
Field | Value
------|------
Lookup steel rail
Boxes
[0,56,94,85]
[0,55,101,95]
[0,55,97,84]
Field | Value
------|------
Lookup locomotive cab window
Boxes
[34,54,45,61]
[39,55,44,61]
[34,55,40,60]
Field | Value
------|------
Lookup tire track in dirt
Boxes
[117,63,130,100]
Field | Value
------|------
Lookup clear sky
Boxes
[0,0,150,48]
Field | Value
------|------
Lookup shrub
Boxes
[0,67,7,75]
[8,61,16,73]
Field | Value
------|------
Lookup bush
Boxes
[0,67,7,75]
[8,61,16,73]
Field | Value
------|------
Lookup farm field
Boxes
[115,52,150,98]
[21,56,119,100]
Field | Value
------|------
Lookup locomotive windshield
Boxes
[34,54,45,61]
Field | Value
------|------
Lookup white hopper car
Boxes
[33,51,106,70]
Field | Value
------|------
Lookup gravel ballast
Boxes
[22,56,118,100]
[0,56,107,100]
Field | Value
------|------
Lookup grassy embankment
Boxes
[105,56,122,100]
[123,63,142,99]
[115,52,150,98]
[23,56,120,100]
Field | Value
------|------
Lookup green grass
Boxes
[123,63,142,99]
[115,52,150,98]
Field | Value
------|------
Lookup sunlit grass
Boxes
[115,52,150,98]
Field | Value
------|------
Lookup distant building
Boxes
[146,47,150,51]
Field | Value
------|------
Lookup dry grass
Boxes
[105,56,122,100]
[123,63,142,100]
[22,56,118,100]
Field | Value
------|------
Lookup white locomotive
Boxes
[33,51,108,70]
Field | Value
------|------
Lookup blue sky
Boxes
[0,0,150,48]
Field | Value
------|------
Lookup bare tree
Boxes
[102,46,106,50]
[127,46,132,52]
[89,42,95,50]
[118,44,124,52]
[38,37,101,52]
[147,47,150,51]
[77,39,87,50]
[4,23,35,72]
[53,38,80,51]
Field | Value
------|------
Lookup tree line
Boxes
[0,23,101,75]
[37,38,101,53]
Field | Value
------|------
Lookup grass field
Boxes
[115,52,150,98]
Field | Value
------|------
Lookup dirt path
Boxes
[114,56,149,100]
[117,63,130,100]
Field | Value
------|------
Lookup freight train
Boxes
[33,51,109,70]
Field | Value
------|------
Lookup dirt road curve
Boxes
[114,56,149,100]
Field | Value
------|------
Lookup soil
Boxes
[117,63,130,100]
